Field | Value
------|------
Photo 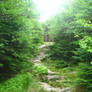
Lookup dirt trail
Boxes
[33,44,71,92]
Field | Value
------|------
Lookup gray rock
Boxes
[39,82,71,92]
[46,75,65,81]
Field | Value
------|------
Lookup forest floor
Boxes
[30,43,72,92]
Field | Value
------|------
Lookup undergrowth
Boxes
[0,72,31,92]
[0,72,48,92]
[41,57,75,88]
[42,57,92,92]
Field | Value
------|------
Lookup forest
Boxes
[0,0,92,92]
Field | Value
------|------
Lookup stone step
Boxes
[56,79,71,83]
[47,69,59,75]
[39,82,71,92]
[46,75,65,81]
[38,45,46,49]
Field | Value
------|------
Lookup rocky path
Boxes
[32,44,71,92]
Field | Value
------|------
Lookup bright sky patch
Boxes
[34,0,66,22]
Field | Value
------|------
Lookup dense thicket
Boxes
[0,0,43,80]
[48,0,92,63]
[46,0,92,91]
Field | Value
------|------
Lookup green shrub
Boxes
[0,72,32,92]
[47,0,92,66]
[42,57,69,69]
[28,80,48,92]
[72,63,92,92]
[33,65,48,75]
[0,0,43,79]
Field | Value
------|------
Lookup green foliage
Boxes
[0,72,32,92]
[28,80,48,92]
[45,0,92,91]
[48,80,63,88]
[0,72,48,92]
[33,65,48,75]
[0,0,43,80]
[72,63,92,92]
[47,0,92,63]
[42,58,69,68]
